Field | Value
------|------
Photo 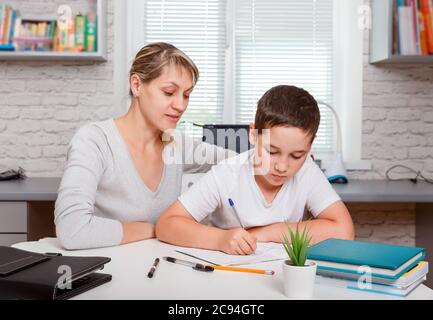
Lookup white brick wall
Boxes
[350,5,433,179]
[0,0,115,176]
[1,1,431,179]
[0,0,428,244]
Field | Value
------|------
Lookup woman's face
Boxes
[133,65,194,133]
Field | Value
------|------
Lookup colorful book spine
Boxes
[420,0,433,53]
[2,5,10,45]
[86,12,97,52]
[75,15,87,51]
[67,17,75,51]
[0,4,6,44]
[418,4,429,54]
[8,9,16,44]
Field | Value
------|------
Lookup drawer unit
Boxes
[0,234,27,246]
[0,202,28,233]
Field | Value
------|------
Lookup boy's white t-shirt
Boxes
[178,149,341,229]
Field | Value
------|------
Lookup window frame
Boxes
[124,0,371,170]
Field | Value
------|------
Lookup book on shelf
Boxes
[394,0,433,56]
[86,12,97,52]
[0,4,98,53]
[0,4,18,49]
[75,15,87,51]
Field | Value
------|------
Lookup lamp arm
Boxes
[317,100,343,155]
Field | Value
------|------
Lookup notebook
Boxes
[308,239,426,279]
[176,242,287,266]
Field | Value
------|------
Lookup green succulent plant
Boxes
[282,223,312,267]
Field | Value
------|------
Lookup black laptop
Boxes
[0,246,111,300]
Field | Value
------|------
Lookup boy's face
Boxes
[249,124,312,187]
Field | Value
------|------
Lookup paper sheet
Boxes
[175,242,287,266]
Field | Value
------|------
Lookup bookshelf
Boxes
[370,0,433,64]
[0,0,106,62]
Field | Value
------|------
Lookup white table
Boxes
[13,238,433,300]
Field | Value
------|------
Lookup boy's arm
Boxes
[248,200,355,244]
[155,201,257,255]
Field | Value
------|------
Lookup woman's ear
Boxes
[248,123,257,146]
[130,74,141,98]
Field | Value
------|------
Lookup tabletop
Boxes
[13,238,433,300]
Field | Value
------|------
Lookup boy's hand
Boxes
[219,228,257,255]
[247,226,268,242]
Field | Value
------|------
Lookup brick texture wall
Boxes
[351,2,433,180]
[348,203,415,246]
[0,1,431,245]
[0,0,116,177]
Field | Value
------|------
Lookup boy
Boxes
[156,85,355,255]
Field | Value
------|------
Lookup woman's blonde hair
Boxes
[129,42,199,96]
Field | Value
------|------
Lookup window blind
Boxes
[142,0,226,137]
[234,0,335,154]
[140,0,336,153]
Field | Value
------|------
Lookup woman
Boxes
[55,42,234,250]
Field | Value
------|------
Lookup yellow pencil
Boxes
[213,265,275,275]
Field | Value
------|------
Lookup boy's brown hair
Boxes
[255,85,320,141]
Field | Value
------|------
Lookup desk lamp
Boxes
[317,100,348,184]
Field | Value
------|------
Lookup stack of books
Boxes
[308,238,428,297]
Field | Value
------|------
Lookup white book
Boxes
[315,274,426,297]
[317,261,428,288]
[309,251,424,278]
[398,6,418,55]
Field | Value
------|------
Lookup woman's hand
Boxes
[218,228,257,255]
[121,222,155,245]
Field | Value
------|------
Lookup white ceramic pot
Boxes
[282,260,317,299]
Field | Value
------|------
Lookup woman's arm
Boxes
[55,125,154,250]
[121,222,155,244]
[156,201,257,255]
[248,201,355,244]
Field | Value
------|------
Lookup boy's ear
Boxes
[248,123,257,146]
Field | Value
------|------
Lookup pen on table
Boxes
[163,256,214,272]
[228,198,244,228]
[164,256,274,276]
[147,258,160,278]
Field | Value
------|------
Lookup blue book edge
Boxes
[0,44,15,51]
[316,251,426,280]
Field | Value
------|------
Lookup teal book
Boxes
[308,238,426,279]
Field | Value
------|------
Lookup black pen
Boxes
[147,258,160,278]
[163,256,214,272]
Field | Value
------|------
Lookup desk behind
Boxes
[13,238,433,300]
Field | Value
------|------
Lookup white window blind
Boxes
[234,0,335,154]
[142,0,226,137]
[139,0,335,153]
